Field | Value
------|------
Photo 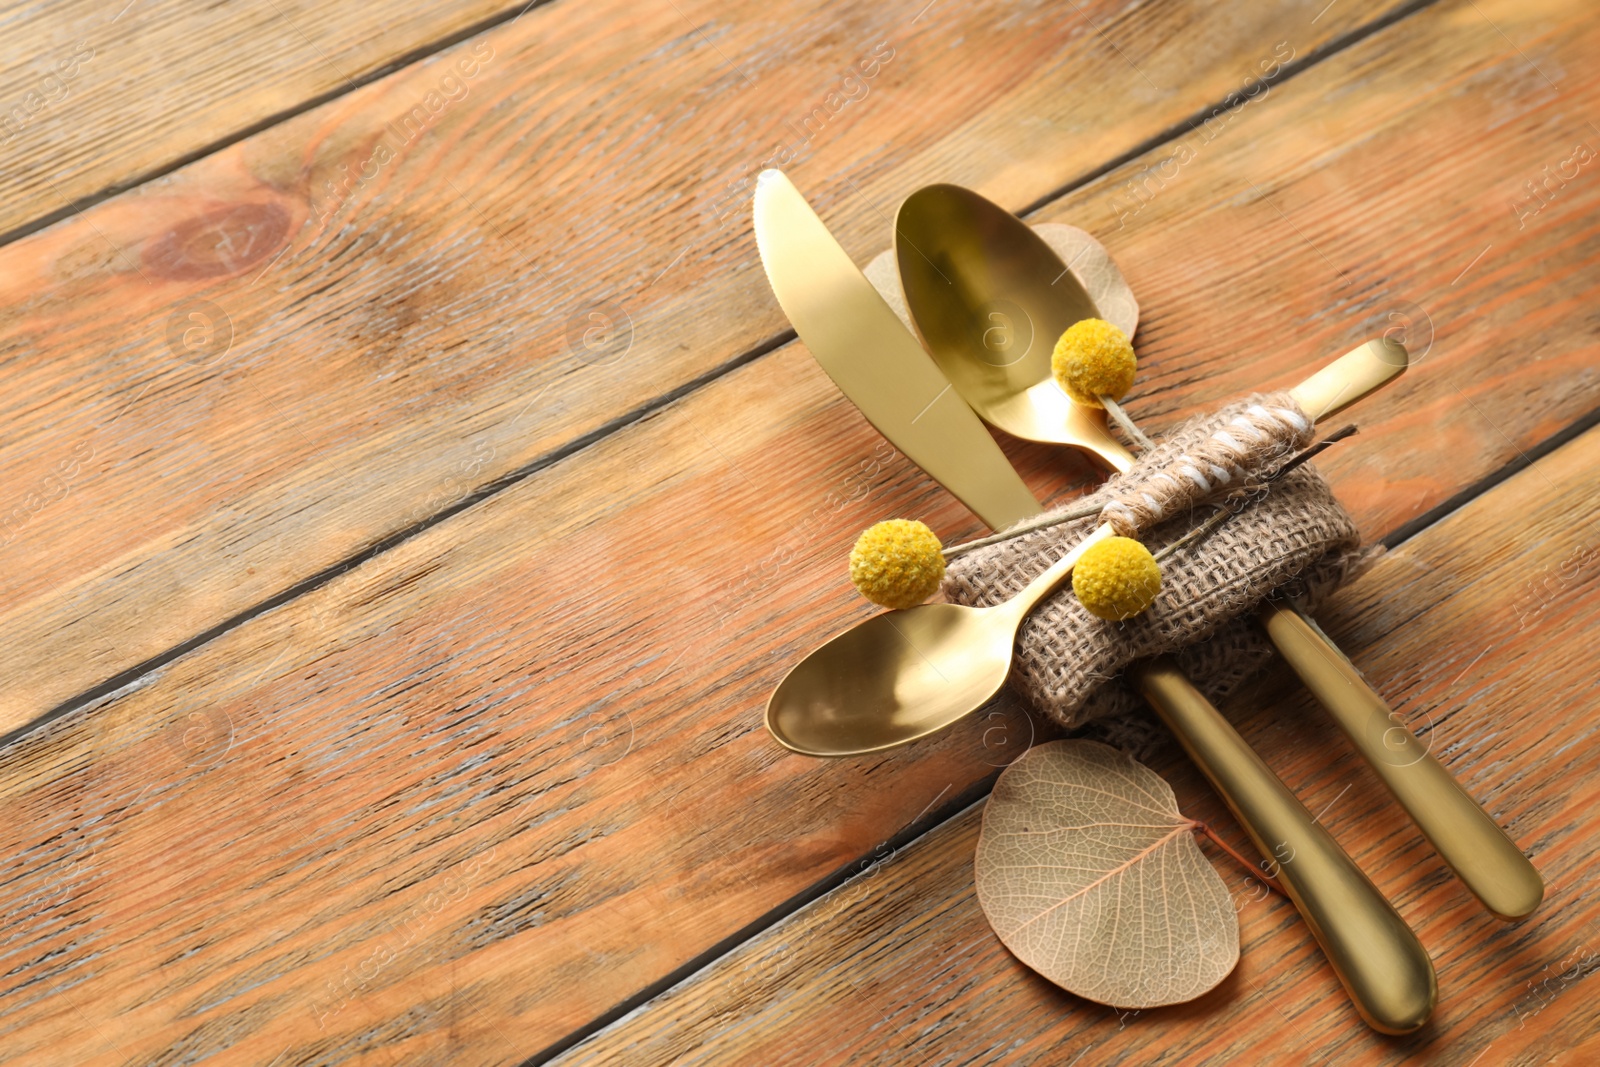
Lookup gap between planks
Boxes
[1009,0,1438,220]
[1,0,1443,753]
[522,788,998,1067]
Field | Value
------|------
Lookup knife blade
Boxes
[752,170,1040,530]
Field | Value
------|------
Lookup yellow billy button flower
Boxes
[849,519,945,610]
[1052,318,1137,407]
[1072,536,1162,621]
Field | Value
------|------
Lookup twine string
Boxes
[1098,399,1317,538]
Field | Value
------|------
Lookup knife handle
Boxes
[1258,601,1543,920]
[1129,657,1436,1034]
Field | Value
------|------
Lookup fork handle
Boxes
[1130,657,1436,1034]
[1259,602,1543,920]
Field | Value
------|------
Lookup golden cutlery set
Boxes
[750,170,1542,1033]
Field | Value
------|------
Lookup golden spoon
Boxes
[893,182,1540,923]
[768,525,1114,757]
[884,186,1135,467]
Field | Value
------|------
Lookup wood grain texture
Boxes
[0,0,1406,733]
[0,0,525,239]
[551,423,1600,1066]
[0,0,1596,1063]
[0,343,1058,1067]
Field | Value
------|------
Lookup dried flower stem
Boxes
[1273,422,1357,475]
[1152,506,1233,562]
[1100,394,1154,450]
[942,500,1102,560]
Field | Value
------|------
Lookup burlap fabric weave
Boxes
[942,393,1370,729]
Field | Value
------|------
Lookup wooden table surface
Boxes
[1,0,1595,1063]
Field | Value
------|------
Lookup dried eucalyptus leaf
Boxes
[863,248,912,331]
[1032,223,1139,339]
[975,740,1238,1009]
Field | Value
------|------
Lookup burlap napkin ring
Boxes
[942,392,1371,728]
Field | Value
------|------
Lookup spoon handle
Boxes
[1259,602,1543,920]
[1002,523,1115,624]
[1129,657,1436,1034]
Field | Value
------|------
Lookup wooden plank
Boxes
[550,423,1600,1065]
[2,0,1597,1062]
[0,0,1408,733]
[0,0,524,240]
[0,344,1057,1066]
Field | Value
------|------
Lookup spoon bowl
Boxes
[894,183,1133,468]
[766,604,1014,757]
